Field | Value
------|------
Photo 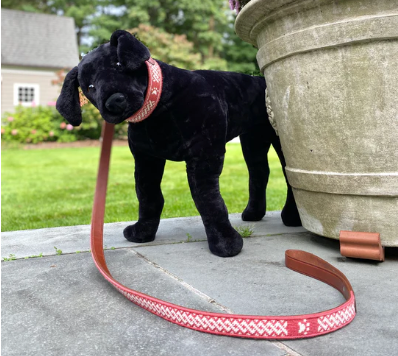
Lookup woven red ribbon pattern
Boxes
[126,58,162,123]
[117,287,355,339]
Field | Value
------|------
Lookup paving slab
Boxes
[1,251,284,356]
[2,212,398,356]
[1,211,305,259]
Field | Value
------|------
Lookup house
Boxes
[1,9,79,114]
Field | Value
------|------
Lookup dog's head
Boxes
[56,30,151,125]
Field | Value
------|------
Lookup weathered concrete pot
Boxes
[235,0,398,246]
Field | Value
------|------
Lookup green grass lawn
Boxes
[1,143,287,232]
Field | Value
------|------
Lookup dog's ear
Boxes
[110,30,150,71]
[56,66,82,126]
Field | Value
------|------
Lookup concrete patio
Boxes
[2,212,398,356]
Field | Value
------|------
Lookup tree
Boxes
[222,14,260,74]
[2,0,258,72]
[128,24,202,70]
[106,0,230,69]
[113,0,256,72]
[2,0,49,12]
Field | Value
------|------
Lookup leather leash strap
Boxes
[91,121,356,339]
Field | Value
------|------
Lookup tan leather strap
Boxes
[90,121,356,339]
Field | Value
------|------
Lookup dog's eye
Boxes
[116,62,122,67]
[88,84,95,92]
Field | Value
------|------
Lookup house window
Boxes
[14,83,40,106]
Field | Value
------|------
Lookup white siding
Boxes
[1,67,60,114]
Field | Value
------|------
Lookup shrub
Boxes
[1,104,129,144]
[1,105,76,144]
[75,102,103,140]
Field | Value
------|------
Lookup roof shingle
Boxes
[1,9,79,68]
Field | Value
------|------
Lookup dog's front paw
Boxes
[208,228,243,258]
[123,221,157,243]
[242,205,265,222]
[241,199,266,221]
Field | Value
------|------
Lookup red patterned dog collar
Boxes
[126,58,163,123]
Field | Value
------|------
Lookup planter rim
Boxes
[235,0,296,46]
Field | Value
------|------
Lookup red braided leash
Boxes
[90,121,356,339]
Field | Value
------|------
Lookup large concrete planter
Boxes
[235,0,398,246]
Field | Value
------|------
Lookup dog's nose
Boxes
[105,93,127,114]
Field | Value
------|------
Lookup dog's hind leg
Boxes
[271,139,302,227]
[186,155,243,257]
[240,129,271,221]
[123,151,166,243]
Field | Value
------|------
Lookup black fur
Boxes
[56,30,301,257]
[56,67,82,126]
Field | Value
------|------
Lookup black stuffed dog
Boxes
[56,30,301,257]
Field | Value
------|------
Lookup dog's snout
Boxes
[105,93,127,114]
